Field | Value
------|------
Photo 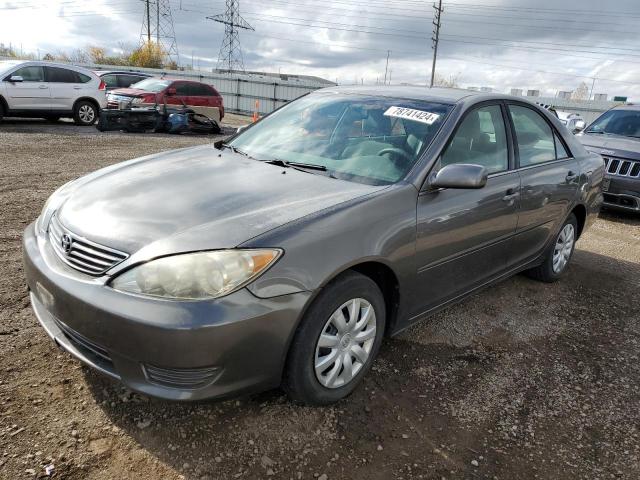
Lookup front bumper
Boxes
[23,223,311,401]
[603,176,640,212]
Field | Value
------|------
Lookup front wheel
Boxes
[73,101,98,126]
[526,213,578,282]
[283,271,386,405]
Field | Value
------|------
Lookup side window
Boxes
[174,82,192,96]
[440,105,509,174]
[509,105,556,167]
[76,72,91,83]
[8,66,44,82]
[45,67,78,83]
[191,83,209,96]
[101,74,118,88]
[554,133,570,159]
[120,75,144,88]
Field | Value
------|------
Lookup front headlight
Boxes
[110,249,282,300]
[131,97,144,104]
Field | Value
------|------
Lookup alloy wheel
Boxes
[552,223,575,273]
[314,298,377,389]
[78,104,95,124]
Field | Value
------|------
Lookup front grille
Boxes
[603,156,640,178]
[54,318,113,365]
[48,215,128,276]
[143,364,221,390]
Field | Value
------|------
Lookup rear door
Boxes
[45,66,83,111]
[506,103,580,266]
[2,65,49,110]
[413,102,521,315]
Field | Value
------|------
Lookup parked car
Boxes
[106,77,224,121]
[576,104,640,212]
[556,110,585,134]
[95,71,151,91]
[0,60,107,125]
[23,87,603,405]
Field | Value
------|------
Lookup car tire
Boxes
[283,271,386,406]
[526,213,578,283]
[73,101,98,126]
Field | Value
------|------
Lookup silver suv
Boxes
[0,60,107,125]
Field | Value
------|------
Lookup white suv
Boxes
[0,60,107,126]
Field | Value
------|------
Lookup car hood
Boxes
[577,133,640,161]
[57,145,384,260]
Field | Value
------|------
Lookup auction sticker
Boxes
[384,106,440,125]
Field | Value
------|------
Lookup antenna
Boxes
[140,0,180,65]
[207,0,254,73]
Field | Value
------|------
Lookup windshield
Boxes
[585,109,640,138]
[129,78,170,92]
[228,93,452,185]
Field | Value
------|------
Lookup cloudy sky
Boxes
[1,0,639,99]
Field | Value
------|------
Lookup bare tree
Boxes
[433,73,461,88]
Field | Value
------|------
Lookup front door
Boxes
[505,104,580,266]
[413,103,520,316]
[3,65,50,111]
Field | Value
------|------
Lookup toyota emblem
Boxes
[61,234,73,254]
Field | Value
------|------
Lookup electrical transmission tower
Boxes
[140,0,180,64]
[207,0,254,73]
[430,0,443,88]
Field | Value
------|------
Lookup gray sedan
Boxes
[23,86,604,405]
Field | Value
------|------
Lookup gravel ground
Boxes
[1,120,639,480]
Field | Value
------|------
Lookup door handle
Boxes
[566,171,578,182]
[502,188,519,202]
[39,85,48,89]
[73,86,82,90]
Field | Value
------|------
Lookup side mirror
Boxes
[572,120,586,133]
[9,75,24,83]
[166,87,177,95]
[429,163,488,190]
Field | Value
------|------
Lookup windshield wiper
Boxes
[264,159,327,171]
[221,143,252,158]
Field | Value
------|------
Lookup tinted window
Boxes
[509,105,556,167]
[101,74,118,88]
[191,83,214,96]
[7,66,44,82]
[77,72,91,83]
[119,75,146,88]
[441,105,509,174]
[174,82,193,96]
[555,133,570,159]
[45,67,78,83]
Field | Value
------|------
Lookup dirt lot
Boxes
[1,120,639,480]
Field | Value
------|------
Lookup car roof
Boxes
[96,71,151,76]
[316,85,527,105]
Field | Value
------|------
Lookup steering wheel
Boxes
[378,147,413,164]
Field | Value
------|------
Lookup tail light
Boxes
[98,80,106,91]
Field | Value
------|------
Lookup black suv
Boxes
[577,105,640,212]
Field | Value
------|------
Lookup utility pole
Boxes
[383,50,390,85]
[589,77,596,101]
[430,0,443,88]
[145,0,151,43]
[207,0,254,73]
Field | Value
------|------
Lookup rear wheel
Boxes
[283,271,386,405]
[526,213,578,282]
[73,101,98,126]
